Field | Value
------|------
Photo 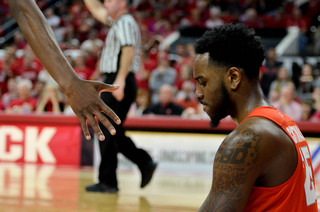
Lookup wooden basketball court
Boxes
[0,163,211,212]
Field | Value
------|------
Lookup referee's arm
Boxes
[84,0,109,25]
[112,46,134,101]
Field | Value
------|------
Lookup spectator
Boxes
[240,8,264,29]
[80,30,103,52]
[80,30,103,70]
[176,80,198,111]
[153,18,173,40]
[297,63,314,101]
[0,55,13,94]
[36,84,62,114]
[149,52,177,103]
[268,89,280,105]
[181,8,206,28]
[301,99,314,121]
[260,47,283,97]
[0,88,5,111]
[273,82,303,121]
[310,83,320,122]
[173,43,194,73]
[13,31,27,49]
[285,6,309,54]
[128,88,151,117]
[45,8,61,28]
[3,46,22,77]
[73,54,93,80]
[1,77,18,108]
[268,66,293,96]
[135,48,157,90]
[31,80,46,98]
[310,100,320,122]
[194,0,210,23]
[175,63,193,90]
[143,84,184,116]
[265,8,286,29]
[37,69,59,86]
[6,79,37,114]
[205,6,224,29]
[19,52,43,84]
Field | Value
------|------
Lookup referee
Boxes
[84,0,157,193]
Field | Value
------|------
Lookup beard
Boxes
[209,83,230,128]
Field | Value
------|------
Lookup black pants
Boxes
[98,73,153,188]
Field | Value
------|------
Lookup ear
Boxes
[226,67,241,90]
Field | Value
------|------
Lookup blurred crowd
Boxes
[1,0,320,122]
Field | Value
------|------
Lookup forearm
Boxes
[199,192,244,212]
[115,46,134,81]
[83,0,108,25]
[51,99,62,114]
[7,0,79,92]
[198,194,212,212]
[36,98,48,113]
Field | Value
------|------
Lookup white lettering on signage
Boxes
[0,126,23,161]
[25,127,57,163]
[0,126,57,163]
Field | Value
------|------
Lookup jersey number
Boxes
[300,146,317,206]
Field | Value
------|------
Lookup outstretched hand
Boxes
[64,78,121,141]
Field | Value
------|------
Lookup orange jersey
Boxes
[243,106,318,212]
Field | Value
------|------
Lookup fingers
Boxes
[85,113,106,141]
[99,99,121,125]
[78,104,120,141]
[79,115,93,141]
[94,111,117,136]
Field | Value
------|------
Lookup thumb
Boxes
[95,82,120,94]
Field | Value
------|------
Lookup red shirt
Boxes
[8,97,37,113]
[243,106,318,211]
[74,67,93,80]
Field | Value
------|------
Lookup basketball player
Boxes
[84,0,157,193]
[7,0,120,141]
[193,23,318,211]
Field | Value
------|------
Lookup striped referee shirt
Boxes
[100,14,141,74]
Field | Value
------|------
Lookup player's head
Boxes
[193,23,265,127]
[195,23,265,80]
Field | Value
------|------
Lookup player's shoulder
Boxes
[223,116,286,151]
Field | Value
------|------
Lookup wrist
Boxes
[60,75,81,95]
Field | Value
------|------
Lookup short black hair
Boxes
[194,23,265,79]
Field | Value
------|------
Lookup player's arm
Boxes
[112,46,134,101]
[7,0,121,141]
[83,0,109,25]
[199,126,263,212]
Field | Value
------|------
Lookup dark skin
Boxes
[6,0,121,141]
[193,53,298,211]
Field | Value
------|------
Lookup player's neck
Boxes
[231,85,270,125]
